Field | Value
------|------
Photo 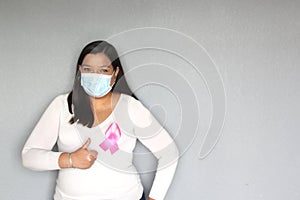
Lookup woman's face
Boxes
[81,53,119,86]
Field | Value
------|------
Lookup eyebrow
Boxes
[81,64,112,68]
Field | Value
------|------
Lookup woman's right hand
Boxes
[71,138,98,169]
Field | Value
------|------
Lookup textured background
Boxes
[0,0,299,199]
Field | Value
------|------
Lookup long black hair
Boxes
[68,40,136,128]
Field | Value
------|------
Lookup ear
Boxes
[114,66,120,78]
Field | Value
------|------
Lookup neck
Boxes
[90,92,113,110]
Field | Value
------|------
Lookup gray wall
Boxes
[1,0,299,199]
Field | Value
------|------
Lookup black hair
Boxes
[68,40,136,127]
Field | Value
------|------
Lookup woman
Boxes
[22,40,179,200]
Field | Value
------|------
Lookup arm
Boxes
[22,95,64,171]
[136,123,179,200]
[22,94,99,171]
[129,99,179,200]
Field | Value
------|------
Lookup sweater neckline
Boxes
[91,93,124,129]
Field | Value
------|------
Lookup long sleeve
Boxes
[129,98,179,200]
[21,95,64,171]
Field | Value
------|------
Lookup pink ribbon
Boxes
[99,122,121,154]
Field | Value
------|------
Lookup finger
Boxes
[87,154,97,163]
[87,155,92,162]
[82,138,91,149]
[89,150,98,158]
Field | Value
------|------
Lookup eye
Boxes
[83,67,92,72]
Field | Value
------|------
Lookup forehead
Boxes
[82,53,111,66]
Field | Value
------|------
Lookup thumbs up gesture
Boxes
[71,138,98,169]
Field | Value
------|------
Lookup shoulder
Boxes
[46,92,70,112]
[120,93,148,112]
[120,93,153,127]
[51,92,69,105]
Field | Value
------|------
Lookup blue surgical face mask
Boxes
[80,72,115,98]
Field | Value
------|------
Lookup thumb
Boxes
[82,138,91,149]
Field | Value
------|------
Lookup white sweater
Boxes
[22,93,179,200]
